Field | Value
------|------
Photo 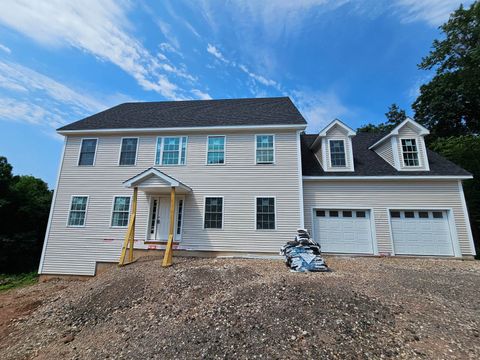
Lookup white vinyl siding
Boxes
[40,130,302,275]
[375,140,394,166]
[303,180,474,257]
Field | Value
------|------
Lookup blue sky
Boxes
[0,0,473,187]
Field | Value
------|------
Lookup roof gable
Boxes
[369,117,429,150]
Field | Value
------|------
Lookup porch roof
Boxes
[123,167,192,193]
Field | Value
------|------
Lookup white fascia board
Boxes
[318,118,356,137]
[57,123,307,135]
[303,175,473,181]
[369,117,429,150]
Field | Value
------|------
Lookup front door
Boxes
[156,197,171,240]
[149,196,184,241]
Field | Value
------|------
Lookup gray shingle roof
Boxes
[58,97,307,131]
[301,132,471,177]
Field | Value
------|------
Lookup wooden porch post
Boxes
[162,186,176,267]
[118,186,138,266]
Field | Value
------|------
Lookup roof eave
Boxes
[57,123,307,135]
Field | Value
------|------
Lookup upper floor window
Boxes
[111,196,131,227]
[256,135,274,164]
[67,196,88,227]
[119,138,138,166]
[329,140,346,167]
[155,137,187,166]
[78,139,97,166]
[207,136,225,165]
[401,138,419,167]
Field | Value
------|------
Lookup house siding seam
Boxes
[303,180,475,256]
[40,129,302,275]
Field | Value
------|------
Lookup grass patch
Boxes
[0,272,38,292]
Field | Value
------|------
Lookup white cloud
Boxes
[157,20,180,49]
[0,60,110,130]
[238,64,279,88]
[191,89,212,100]
[207,43,229,63]
[394,0,472,26]
[292,90,350,132]
[0,0,195,100]
[0,43,11,54]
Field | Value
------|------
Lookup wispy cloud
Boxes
[0,43,11,54]
[191,89,212,100]
[292,90,350,132]
[0,60,108,130]
[207,43,229,63]
[394,0,472,26]
[0,0,208,100]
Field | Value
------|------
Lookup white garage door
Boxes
[314,209,374,254]
[390,210,454,256]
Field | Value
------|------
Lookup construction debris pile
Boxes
[280,229,330,272]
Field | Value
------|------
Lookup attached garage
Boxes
[313,209,375,254]
[390,210,455,256]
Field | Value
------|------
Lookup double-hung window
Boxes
[111,196,131,227]
[78,139,97,166]
[155,137,187,165]
[256,197,275,230]
[207,136,225,165]
[119,138,138,166]
[329,140,346,167]
[401,138,420,167]
[256,135,274,164]
[67,196,88,227]
[204,197,223,229]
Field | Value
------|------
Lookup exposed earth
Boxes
[0,256,479,359]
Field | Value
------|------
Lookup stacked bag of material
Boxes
[280,228,330,272]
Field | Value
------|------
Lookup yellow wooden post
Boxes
[128,187,138,262]
[162,186,176,267]
[118,187,138,266]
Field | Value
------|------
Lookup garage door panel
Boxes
[315,209,374,254]
[391,210,454,256]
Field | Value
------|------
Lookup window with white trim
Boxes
[119,138,138,166]
[256,135,274,164]
[78,139,97,166]
[256,197,275,230]
[207,136,225,165]
[329,140,346,167]
[68,196,88,226]
[204,197,223,229]
[401,138,419,167]
[111,196,131,227]
[155,137,187,165]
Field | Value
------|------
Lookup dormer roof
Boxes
[311,118,356,149]
[368,117,430,150]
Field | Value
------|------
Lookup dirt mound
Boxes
[1,256,479,359]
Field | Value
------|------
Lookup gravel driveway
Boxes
[0,256,479,359]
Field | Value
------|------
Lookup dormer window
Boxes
[401,138,419,167]
[329,140,346,167]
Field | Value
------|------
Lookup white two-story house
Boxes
[38,97,476,276]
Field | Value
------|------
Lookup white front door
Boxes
[314,209,374,254]
[390,210,454,256]
[149,196,184,241]
[156,197,171,240]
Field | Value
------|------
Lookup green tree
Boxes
[0,157,52,273]
[413,2,480,138]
